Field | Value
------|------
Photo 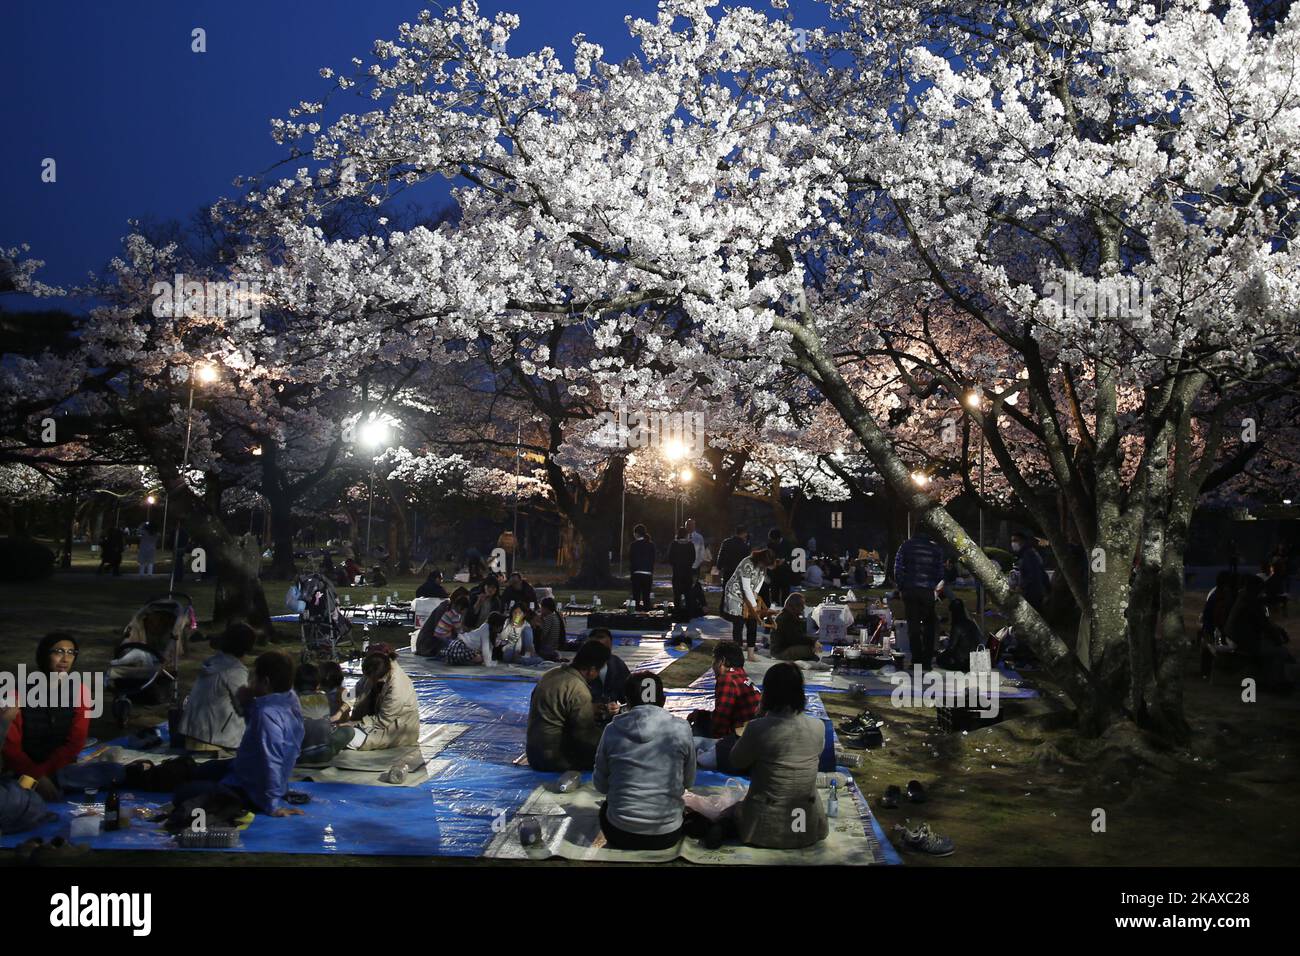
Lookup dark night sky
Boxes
[1,0,682,310]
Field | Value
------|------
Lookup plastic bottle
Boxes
[828,781,840,818]
[103,787,121,832]
[557,770,581,793]
[386,762,409,785]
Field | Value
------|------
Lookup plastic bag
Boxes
[683,779,748,821]
[969,644,992,674]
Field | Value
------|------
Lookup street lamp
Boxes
[359,417,391,560]
[145,494,156,524]
[166,360,220,594]
[907,470,929,538]
[964,388,987,627]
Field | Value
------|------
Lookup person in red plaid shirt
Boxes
[689,643,761,772]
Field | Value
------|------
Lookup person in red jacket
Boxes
[2,632,92,800]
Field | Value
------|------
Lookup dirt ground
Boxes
[2,552,1297,866]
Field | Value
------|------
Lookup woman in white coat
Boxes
[722,549,775,663]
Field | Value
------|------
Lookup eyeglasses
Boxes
[50,648,79,658]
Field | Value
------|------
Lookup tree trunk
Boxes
[266,489,298,580]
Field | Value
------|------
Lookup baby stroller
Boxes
[108,592,195,725]
[290,571,355,663]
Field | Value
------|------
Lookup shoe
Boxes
[906,779,928,804]
[881,785,902,809]
[895,820,955,856]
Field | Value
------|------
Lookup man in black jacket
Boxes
[716,526,750,589]
[667,526,697,622]
[628,524,657,609]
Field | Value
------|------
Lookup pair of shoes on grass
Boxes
[880,779,927,808]
[838,710,885,748]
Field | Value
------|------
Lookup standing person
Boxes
[525,641,610,771]
[628,524,656,610]
[137,522,158,576]
[766,529,793,607]
[722,548,776,662]
[1010,531,1050,612]
[893,528,944,670]
[98,526,125,577]
[716,526,750,598]
[686,518,706,574]
[593,672,696,850]
[171,526,190,590]
[668,526,697,622]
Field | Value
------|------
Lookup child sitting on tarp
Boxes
[179,622,258,753]
[319,661,350,723]
[295,663,336,766]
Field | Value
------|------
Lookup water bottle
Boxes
[828,781,840,818]
[386,761,409,785]
[593,595,601,608]
[557,770,581,793]
[569,594,576,607]
[519,816,542,848]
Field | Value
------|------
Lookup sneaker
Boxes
[895,820,955,856]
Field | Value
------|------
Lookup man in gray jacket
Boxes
[593,671,696,850]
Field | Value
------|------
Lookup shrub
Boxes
[0,537,55,582]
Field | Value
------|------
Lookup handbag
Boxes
[969,644,992,674]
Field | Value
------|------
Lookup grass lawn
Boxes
[2,546,1298,866]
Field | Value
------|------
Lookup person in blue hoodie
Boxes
[170,651,306,821]
[593,671,696,850]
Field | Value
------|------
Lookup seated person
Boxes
[369,566,388,589]
[936,598,983,670]
[593,672,695,850]
[2,632,92,800]
[585,628,631,712]
[332,644,420,751]
[295,662,335,765]
[726,662,829,849]
[804,562,825,588]
[445,611,503,666]
[688,643,762,774]
[685,573,709,620]
[501,571,538,610]
[415,592,469,657]
[179,622,258,752]
[525,641,610,771]
[415,569,448,599]
[319,660,350,723]
[170,651,306,821]
[343,557,365,586]
[770,594,818,662]
[533,597,566,662]
[464,575,504,631]
[1,702,51,834]
[495,604,539,663]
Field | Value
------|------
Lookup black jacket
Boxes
[629,537,656,575]
[668,539,696,577]
[717,535,750,584]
